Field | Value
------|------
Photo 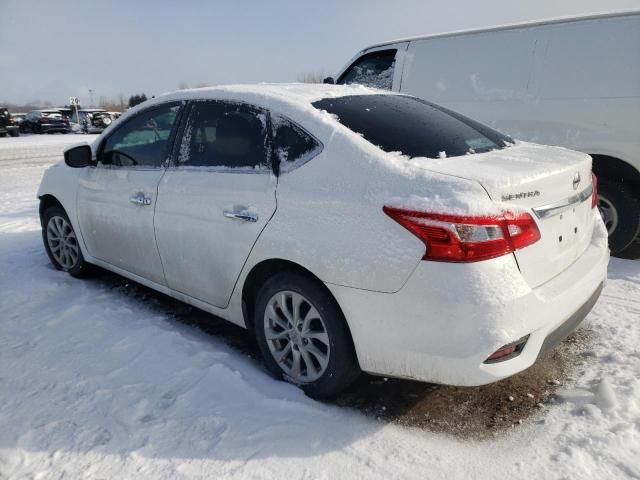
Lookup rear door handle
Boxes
[223,209,258,223]
[130,194,152,206]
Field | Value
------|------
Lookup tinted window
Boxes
[338,50,396,90]
[178,101,268,169]
[312,94,511,159]
[101,104,180,167]
[272,115,320,169]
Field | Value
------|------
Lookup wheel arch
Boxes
[241,259,353,342]
[590,154,640,190]
[38,194,65,224]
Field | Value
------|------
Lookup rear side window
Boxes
[272,115,321,171]
[178,101,269,169]
[312,94,511,159]
[338,50,396,90]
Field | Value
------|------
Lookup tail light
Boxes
[591,173,598,209]
[383,206,541,262]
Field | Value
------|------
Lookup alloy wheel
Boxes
[263,290,330,383]
[46,216,80,270]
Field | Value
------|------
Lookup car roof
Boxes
[157,83,389,106]
[129,83,391,120]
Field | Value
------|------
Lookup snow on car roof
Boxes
[160,83,390,106]
[113,83,394,134]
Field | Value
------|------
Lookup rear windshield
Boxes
[312,94,512,159]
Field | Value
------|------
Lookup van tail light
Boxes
[591,173,598,209]
[383,207,541,262]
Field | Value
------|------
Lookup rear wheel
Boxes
[42,206,91,277]
[597,177,640,257]
[254,272,360,398]
[9,129,19,137]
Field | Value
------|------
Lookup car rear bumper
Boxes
[327,214,609,386]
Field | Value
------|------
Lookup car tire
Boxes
[9,129,19,137]
[597,177,640,256]
[617,237,640,260]
[254,272,360,398]
[41,206,91,277]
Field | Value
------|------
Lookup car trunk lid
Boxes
[411,142,595,288]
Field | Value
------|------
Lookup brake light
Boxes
[383,207,541,262]
[591,173,598,209]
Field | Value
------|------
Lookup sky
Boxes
[0,0,637,107]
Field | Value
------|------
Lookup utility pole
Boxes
[88,89,94,107]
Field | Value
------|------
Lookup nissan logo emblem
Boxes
[572,172,581,190]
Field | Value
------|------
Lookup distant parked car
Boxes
[328,10,640,258]
[12,113,26,131]
[70,109,114,134]
[22,110,70,134]
[0,108,20,137]
[38,84,608,398]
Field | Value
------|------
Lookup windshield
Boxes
[312,94,512,159]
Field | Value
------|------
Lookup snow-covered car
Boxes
[70,109,114,133]
[37,84,609,398]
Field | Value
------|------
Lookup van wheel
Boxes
[597,177,640,256]
[254,272,360,398]
[42,206,91,277]
[617,238,640,260]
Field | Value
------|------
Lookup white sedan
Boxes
[37,84,609,397]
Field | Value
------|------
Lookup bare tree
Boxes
[178,82,189,90]
[296,70,327,84]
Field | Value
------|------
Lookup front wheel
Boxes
[254,272,360,398]
[42,206,91,277]
[597,177,640,257]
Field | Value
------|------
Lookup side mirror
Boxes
[323,77,335,85]
[64,145,92,168]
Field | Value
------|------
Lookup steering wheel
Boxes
[104,149,138,166]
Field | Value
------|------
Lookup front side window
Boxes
[177,101,269,169]
[101,103,180,168]
[271,115,320,171]
[313,94,512,159]
[338,50,396,90]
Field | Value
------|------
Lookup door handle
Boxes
[223,209,258,223]
[130,194,152,206]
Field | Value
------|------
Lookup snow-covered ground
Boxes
[1,135,639,479]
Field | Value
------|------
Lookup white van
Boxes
[329,10,640,258]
